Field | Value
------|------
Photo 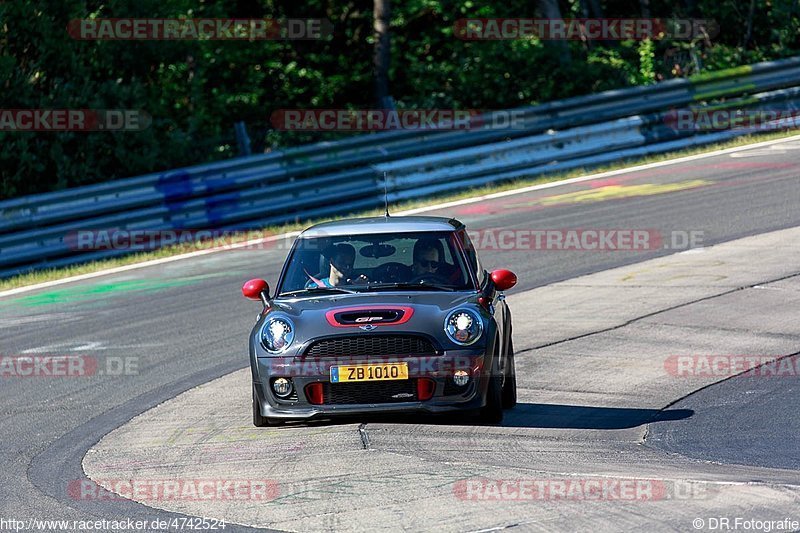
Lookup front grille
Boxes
[323,380,418,404]
[304,335,436,358]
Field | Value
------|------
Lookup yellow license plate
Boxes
[330,362,409,383]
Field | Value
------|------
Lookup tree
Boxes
[373,0,393,108]
[538,0,571,65]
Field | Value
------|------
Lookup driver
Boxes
[306,243,368,287]
[411,239,441,278]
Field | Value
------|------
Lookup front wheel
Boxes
[502,337,517,409]
[478,352,504,424]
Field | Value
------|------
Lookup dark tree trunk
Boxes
[639,0,651,18]
[538,0,572,65]
[373,0,392,108]
[743,0,756,48]
[586,0,604,18]
[580,0,611,48]
[578,0,592,51]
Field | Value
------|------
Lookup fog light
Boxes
[453,370,470,386]
[272,377,293,397]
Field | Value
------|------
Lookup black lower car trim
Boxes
[323,379,418,404]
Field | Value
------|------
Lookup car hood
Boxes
[272,290,479,313]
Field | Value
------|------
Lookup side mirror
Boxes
[490,269,517,291]
[242,279,270,305]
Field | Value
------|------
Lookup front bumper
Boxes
[251,352,488,420]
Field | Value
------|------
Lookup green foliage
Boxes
[638,39,656,84]
[1,0,798,199]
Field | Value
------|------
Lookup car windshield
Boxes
[278,231,475,295]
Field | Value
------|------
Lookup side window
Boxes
[458,229,485,285]
[439,237,454,264]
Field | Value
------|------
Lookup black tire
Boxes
[478,347,504,424]
[252,385,277,427]
[502,337,517,409]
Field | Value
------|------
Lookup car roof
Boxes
[299,216,464,238]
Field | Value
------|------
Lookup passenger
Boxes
[306,244,367,287]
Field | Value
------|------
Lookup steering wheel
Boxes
[408,273,448,285]
[372,262,410,283]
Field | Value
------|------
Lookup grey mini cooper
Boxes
[242,215,517,426]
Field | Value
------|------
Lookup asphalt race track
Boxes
[649,352,800,471]
[2,136,800,532]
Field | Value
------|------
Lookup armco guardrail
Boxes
[2,57,800,277]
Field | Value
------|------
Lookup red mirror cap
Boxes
[491,269,517,291]
[242,279,269,300]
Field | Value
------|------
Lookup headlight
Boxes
[444,308,483,346]
[260,315,295,354]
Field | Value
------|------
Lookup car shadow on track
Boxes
[499,403,694,429]
[270,403,693,430]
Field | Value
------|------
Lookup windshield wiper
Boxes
[281,286,358,296]
[363,282,455,292]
